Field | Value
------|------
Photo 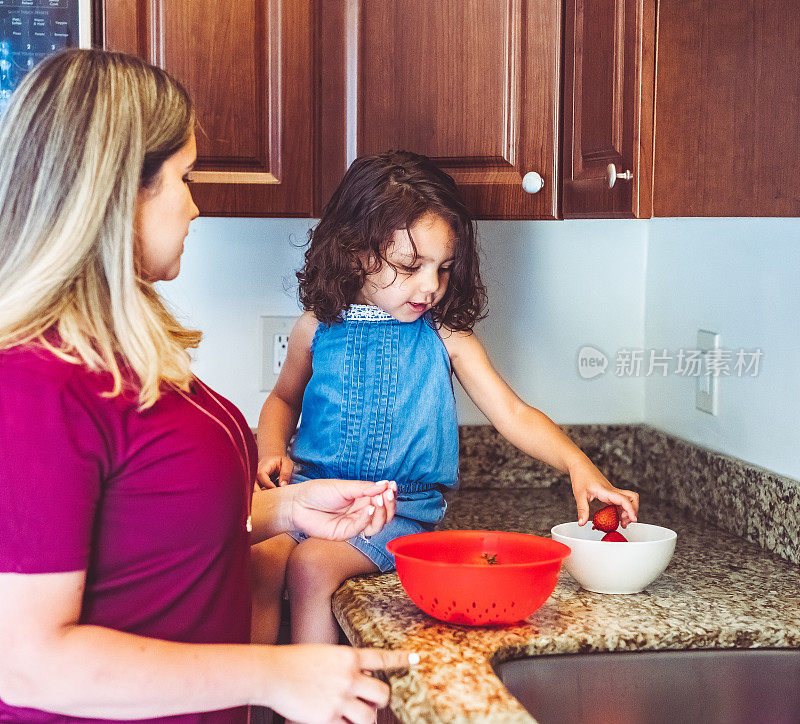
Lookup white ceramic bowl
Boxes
[550,522,677,594]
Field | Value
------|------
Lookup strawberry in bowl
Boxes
[592,504,620,533]
[551,515,676,594]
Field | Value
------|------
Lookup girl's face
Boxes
[356,211,456,322]
[134,133,199,282]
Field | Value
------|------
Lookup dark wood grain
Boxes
[102,0,315,217]
[314,0,347,215]
[317,0,562,219]
[562,0,656,218]
[653,0,800,216]
[100,0,140,55]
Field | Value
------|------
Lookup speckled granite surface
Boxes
[632,426,800,565]
[460,424,800,565]
[458,424,637,490]
[334,484,800,723]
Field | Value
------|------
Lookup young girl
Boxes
[251,151,639,646]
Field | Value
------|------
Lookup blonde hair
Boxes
[0,49,201,409]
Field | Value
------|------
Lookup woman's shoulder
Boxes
[1,342,79,382]
[0,342,123,408]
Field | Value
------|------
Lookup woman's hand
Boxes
[289,479,397,540]
[258,644,415,724]
[256,455,294,489]
[569,461,639,527]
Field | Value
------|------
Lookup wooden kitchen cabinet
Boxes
[99,0,315,217]
[562,0,656,218]
[98,2,798,220]
[316,0,562,220]
[562,0,800,219]
[100,0,561,220]
[653,0,800,216]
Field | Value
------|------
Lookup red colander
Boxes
[386,530,570,626]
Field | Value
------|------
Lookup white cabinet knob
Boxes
[522,171,544,194]
[607,163,633,189]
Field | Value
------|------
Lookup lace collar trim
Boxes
[344,304,396,322]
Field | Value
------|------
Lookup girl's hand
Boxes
[569,462,639,528]
[259,644,415,723]
[256,455,294,489]
[289,479,397,540]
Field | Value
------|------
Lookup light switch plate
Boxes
[696,329,720,415]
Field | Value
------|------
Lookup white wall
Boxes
[644,218,800,480]
[471,221,647,424]
[160,215,800,481]
[159,218,648,427]
[159,218,311,425]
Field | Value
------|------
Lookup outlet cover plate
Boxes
[260,316,298,392]
[696,329,720,415]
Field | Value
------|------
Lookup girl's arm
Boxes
[0,570,408,721]
[256,311,317,487]
[443,330,639,527]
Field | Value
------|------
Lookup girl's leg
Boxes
[285,538,379,645]
[249,533,298,644]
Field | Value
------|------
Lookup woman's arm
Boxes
[443,330,638,525]
[0,569,409,722]
[0,570,261,718]
[250,478,397,545]
[256,312,317,487]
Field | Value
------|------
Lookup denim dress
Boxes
[288,304,459,571]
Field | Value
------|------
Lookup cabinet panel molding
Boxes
[563,0,655,218]
[654,0,800,217]
[317,0,561,219]
[101,0,314,216]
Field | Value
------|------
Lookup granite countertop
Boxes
[332,484,800,723]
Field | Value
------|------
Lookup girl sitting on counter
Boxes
[251,150,640,647]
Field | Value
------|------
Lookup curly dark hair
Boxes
[297,151,487,331]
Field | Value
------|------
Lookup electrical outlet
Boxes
[260,316,297,392]
[696,329,720,415]
[273,334,290,374]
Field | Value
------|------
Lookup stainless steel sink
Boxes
[495,648,800,724]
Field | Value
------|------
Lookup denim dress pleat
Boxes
[287,304,459,571]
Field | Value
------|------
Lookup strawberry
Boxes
[592,504,619,533]
[601,530,628,542]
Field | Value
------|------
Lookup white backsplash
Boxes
[159,215,800,481]
[160,218,648,428]
[644,218,800,480]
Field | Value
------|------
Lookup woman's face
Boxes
[134,133,199,282]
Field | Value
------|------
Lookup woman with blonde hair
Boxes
[0,48,409,723]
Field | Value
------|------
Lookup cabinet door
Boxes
[654,0,800,216]
[100,0,314,217]
[316,0,561,220]
[562,0,655,218]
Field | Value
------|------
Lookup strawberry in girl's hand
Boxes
[601,530,628,542]
[592,504,619,533]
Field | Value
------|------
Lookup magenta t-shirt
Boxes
[0,344,257,723]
